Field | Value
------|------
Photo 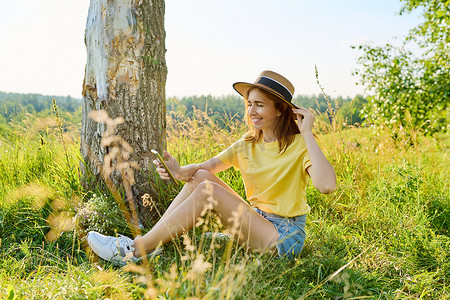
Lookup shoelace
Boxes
[116,235,134,257]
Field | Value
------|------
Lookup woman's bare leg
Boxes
[134,178,279,256]
[151,169,241,227]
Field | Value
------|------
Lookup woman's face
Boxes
[247,88,280,134]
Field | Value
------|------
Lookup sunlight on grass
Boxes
[0,102,448,298]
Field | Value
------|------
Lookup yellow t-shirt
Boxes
[216,133,312,217]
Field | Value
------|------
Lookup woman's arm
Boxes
[292,107,337,194]
[303,132,337,194]
[154,151,231,182]
[195,157,231,174]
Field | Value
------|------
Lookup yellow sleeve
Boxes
[303,151,312,171]
[298,134,312,172]
[216,140,239,168]
[216,133,250,168]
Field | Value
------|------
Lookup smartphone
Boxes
[151,149,178,185]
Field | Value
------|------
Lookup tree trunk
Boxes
[81,0,167,227]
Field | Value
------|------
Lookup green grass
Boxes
[0,111,449,299]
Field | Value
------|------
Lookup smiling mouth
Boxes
[251,118,262,124]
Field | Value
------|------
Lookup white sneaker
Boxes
[87,231,137,266]
[87,231,162,267]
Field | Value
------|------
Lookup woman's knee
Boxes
[192,169,216,181]
[186,169,216,187]
[189,181,222,208]
[181,170,216,200]
[193,181,219,197]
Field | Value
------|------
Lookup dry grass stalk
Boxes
[86,110,146,262]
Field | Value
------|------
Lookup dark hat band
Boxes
[257,76,293,102]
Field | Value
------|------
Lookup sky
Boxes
[0,0,422,99]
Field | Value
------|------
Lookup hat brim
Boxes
[233,82,298,109]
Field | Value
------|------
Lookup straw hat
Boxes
[233,70,297,108]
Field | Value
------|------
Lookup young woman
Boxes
[87,70,336,266]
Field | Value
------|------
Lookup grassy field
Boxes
[0,109,449,299]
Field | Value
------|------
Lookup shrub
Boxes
[73,193,128,237]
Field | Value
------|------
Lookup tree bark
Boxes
[81,0,167,227]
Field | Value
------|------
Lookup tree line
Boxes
[0,91,81,116]
[0,92,82,123]
[0,91,368,131]
[167,93,367,127]
[0,92,83,135]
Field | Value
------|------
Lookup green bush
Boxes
[353,0,449,135]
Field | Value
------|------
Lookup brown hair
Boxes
[243,87,300,153]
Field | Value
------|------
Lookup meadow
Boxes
[0,105,449,299]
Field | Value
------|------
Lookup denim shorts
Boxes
[254,208,306,259]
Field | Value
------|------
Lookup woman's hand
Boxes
[292,107,315,135]
[152,151,196,182]
[292,107,336,194]
[153,150,180,181]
